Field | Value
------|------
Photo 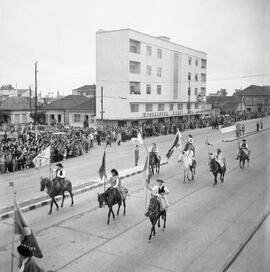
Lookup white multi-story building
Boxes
[96,29,207,125]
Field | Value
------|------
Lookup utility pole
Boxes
[188,78,191,122]
[34,61,38,127]
[100,86,104,125]
[29,86,32,123]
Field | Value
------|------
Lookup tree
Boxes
[217,88,228,96]
[0,84,15,90]
[233,89,242,96]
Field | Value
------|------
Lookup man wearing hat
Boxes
[17,244,44,272]
[145,179,169,216]
[236,139,250,159]
[212,148,226,169]
[53,163,66,190]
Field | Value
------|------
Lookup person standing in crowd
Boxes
[260,119,263,129]
[117,131,122,146]
[241,123,245,135]
[134,145,139,166]
[256,121,260,133]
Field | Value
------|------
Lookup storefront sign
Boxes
[142,110,186,118]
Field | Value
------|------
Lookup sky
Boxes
[0,0,269,96]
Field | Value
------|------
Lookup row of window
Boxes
[13,114,28,123]
[130,39,163,59]
[188,57,207,69]
[130,82,206,96]
[130,103,199,113]
[130,61,162,77]
[188,72,207,82]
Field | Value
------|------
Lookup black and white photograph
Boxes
[0,0,269,271]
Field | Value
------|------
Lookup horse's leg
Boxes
[54,197,59,210]
[213,174,217,186]
[107,207,111,224]
[61,192,65,208]
[111,207,115,219]
[123,200,126,215]
[158,216,160,228]
[48,199,53,215]
[117,202,121,216]
[69,190,74,206]
[163,211,166,229]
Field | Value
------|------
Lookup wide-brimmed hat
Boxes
[111,169,119,176]
[217,148,221,152]
[156,179,165,184]
[17,245,32,258]
[242,139,246,142]
[56,163,63,167]
[188,135,193,138]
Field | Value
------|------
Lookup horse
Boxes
[149,151,160,175]
[97,188,126,224]
[209,158,226,186]
[238,149,250,168]
[178,152,196,183]
[147,196,166,241]
[40,177,74,214]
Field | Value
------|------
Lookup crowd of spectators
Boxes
[0,111,264,174]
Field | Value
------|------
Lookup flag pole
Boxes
[10,183,16,272]
[103,145,107,193]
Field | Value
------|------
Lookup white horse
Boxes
[178,151,196,183]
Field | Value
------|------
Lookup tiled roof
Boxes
[70,98,95,113]
[73,85,95,91]
[206,95,240,105]
[241,85,270,96]
[43,95,89,110]
[0,97,34,111]
[220,101,240,112]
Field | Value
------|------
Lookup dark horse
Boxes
[209,158,226,186]
[149,151,160,175]
[147,196,166,241]
[238,149,250,168]
[97,188,126,224]
[40,177,74,214]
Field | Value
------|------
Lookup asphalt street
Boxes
[0,117,269,272]
[0,117,266,209]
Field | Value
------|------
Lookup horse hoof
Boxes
[107,221,110,224]
[162,228,165,231]
[48,212,52,215]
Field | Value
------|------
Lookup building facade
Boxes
[96,29,207,125]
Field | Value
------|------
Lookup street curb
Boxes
[221,208,270,272]
[0,161,168,221]
[222,127,270,142]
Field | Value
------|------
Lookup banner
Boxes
[166,128,182,159]
[14,199,43,258]
[131,131,144,145]
[32,146,51,168]
[220,125,236,134]
[98,151,106,181]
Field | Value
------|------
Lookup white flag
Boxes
[32,146,51,168]
[136,131,144,145]
[220,125,236,134]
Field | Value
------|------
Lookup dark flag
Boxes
[166,128,182,159]
[14,199,43,258]
[98,151,106,181]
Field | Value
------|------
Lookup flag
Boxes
[32,146,51,168]
[14,199,43,258]
[131,131,144,145]
[166,128,182,159]
[205,137,213,146]
[136,131,144,145]
[143,154,151,185]
[98,151,106,181]
[220,125,236,134]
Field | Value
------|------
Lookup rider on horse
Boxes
[151,143,161,163]
[236,139,250,159]
[210,148,226,171]
[145,179,169,216]
[53,163,66,190]
[106,169,127,200]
